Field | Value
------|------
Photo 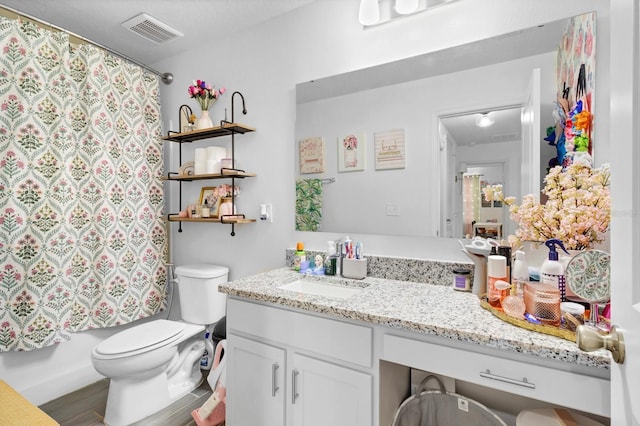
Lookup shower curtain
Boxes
[0,17,167,351]
[462,175,481,237]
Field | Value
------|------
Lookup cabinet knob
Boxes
[577,324,625,364]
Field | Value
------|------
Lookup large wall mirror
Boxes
[295,12,594,239]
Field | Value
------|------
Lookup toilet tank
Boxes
[174,264,229,325]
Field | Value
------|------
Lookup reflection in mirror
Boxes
[295,14,588,239]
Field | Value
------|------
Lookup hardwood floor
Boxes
[39,375,213,426]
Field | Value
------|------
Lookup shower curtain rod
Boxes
[0,5,174,85]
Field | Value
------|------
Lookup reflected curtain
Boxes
[0,16,167,351]
[462,175,480,237]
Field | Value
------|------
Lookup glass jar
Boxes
[452,268,471,292]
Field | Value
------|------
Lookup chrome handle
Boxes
[292,369,299,404]
[272,363,280,397]
[577,324,625,364]
[480,369,535,389]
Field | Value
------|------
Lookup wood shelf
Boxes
[162,122,255,143]
[168,215,256,224]
[163,169,256,181]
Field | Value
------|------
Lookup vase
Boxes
[218,197,237,218]
[195,110,213,130]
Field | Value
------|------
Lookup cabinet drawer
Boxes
[228,298,372,368]
[382,334,610,417]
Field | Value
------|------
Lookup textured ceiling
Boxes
[1,0,316,68]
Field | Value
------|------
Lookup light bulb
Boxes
[395,0,419,14]
[475,113,495,128]
[359,0,380,26]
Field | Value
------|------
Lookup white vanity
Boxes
[220,268,610,425]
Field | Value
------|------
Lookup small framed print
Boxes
[375,129,405,170]
[338,133,365,172]
[299,137,325,174]
[199,186,222,217]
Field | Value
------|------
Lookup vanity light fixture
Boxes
[359,0,381,26]
[475,113,495,128]
[395,0,419,14]
[359,0,457,27]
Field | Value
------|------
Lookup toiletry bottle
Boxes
[293,242,306,271]
[325,241,337,276]
[511,250,528,297]
[487,254,508,308]
[498,246,512,284]
[200,327,214,370]
[540,238,569,301]
[202,199,210,218]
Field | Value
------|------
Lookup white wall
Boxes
[0,0,610,405]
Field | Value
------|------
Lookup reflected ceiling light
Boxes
[395,0,419,14]
[475,113,495,128]
[359,0,381,26]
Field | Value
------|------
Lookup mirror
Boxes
[295,13,590,238]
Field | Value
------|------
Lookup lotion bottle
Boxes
[293,242,306,271]
[511,250,528,296]
[540,238,569,301]
[487,254,508,308]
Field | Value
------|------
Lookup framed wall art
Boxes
[338,133,365,172]
[299,136,325,174]
[374,129,405,170]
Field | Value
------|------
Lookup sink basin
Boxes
[278,278,364,299]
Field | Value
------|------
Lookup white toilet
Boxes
[91,264,228,426]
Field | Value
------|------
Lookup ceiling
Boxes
[440,107,523,147]
[0,0,316,68]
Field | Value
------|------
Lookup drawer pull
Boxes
[272,363,280,397]
[480,369,535,389]
[292,369,300,404]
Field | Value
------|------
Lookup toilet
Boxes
[91,264,228,426]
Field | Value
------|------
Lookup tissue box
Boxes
[341,258,367,280]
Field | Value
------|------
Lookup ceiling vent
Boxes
[121,13,183,44]
[491,133,521,143]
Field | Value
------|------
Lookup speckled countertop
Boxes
[219,267,610,371]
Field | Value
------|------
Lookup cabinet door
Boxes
[226,333,286,426]
[291,353,372,426]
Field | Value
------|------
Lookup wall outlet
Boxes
[386,203,399,216]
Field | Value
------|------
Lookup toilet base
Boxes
[103,339,205,426]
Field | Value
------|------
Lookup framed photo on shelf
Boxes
[199,186,222,217]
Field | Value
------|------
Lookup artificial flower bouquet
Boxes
[188,80,225,111]
[483,163,610,250]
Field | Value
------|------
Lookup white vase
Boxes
[195,110,213,130]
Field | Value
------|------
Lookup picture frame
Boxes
[299,137,325,174]
[374,129,405,170]
[337,133,366,172]
[199,186,222,217]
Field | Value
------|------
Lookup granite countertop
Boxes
[219,267,610,371]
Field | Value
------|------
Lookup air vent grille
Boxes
[491,133,520,143]
[122,13,183,44]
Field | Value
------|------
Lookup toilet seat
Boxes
[94,320,187,359]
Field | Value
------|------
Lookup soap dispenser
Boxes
[540,238,570,301]
[324,241,337,276]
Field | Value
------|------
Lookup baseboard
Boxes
[26,362,105,406]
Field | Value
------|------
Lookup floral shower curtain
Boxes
[0,16,167,351]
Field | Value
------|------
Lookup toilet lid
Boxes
[95,319,185,356]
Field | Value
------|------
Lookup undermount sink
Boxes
[278,278,366,299]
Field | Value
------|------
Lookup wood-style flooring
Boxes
[39,375,213,426]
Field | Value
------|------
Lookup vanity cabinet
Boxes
[226,298,373,426]
[162,122,256,235]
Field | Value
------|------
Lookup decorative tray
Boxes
[480,299,577,342]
